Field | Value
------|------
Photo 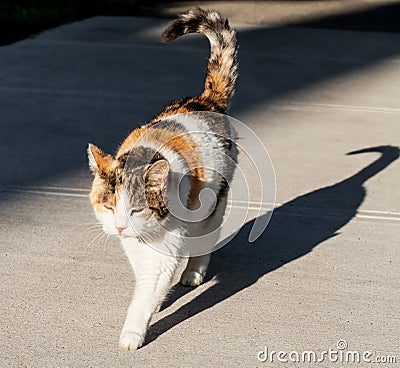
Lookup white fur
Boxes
[87,144,98,172]
[163,114,231,185]
[119,237,180,350]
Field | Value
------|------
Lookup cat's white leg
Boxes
[179,195,227,287]
[153,265,179,313]
[119,238,178,350]
[180,254,211,287]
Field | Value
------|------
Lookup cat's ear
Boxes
[144,159,169,189]
[87,143,111,174]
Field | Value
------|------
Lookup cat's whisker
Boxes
[81,226,103,236]
[84,230,104,252]
[88,221,102,225]
[88,226,103,232]
[103,233,110,253]
[85,225,102,232]
[87,223,102,227]
[141,232,156,245]
[166,240,182,256]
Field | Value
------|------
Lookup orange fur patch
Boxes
[117,127,149,158]
[202,71,231,110]
[154,96,225,122]
[89,175,106,206]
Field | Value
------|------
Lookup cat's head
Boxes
[87,143,170,239]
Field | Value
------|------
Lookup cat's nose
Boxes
[116,226,126,234]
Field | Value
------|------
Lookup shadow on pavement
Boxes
[142,1,400,33]
[147,145,399,345]
[296,2,400,33]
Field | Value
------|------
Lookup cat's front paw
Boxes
[119,331,144,351]
[180,270,204,287]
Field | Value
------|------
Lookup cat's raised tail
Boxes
[160,8,238,112]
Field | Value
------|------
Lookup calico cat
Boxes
[87,8,238,350]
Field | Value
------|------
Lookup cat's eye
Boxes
[129,208,143,216]
[103,205,114,212]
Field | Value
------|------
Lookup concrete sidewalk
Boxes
[142,0,400,30]
[0,13,399,368]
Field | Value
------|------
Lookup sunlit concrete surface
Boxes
[144,0,400,28]
[0,10,399,368]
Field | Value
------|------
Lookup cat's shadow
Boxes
[146,145,398,345]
